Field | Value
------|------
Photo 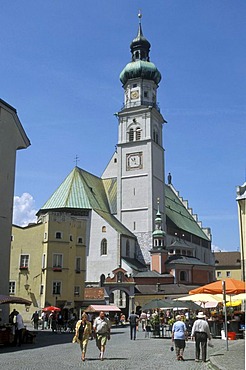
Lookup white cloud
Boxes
[13,193,37,226]
[211,244,227,253]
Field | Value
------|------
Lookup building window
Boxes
[42,254,46,269]
[101,239,107,255]
[20,254,29,269]
[44,232,47,240]
[217,271,222,278]
[53,281,61,295]
[144,91,148,98]
[74,286,80,296]
[132,83,137,88]
[226,271,231,277]
[11,235,14,241]
[75,257,81,273]
[55,232,62,239]
[40,285,44,295]
[153,129,159,144]
[100,274,105,287]
[70,235,73,241]
[129,128,134,141]
[53,254,62,270]
[102,226,106,232]
[136,127,141,141]
[77,237,83,244]
[126,240,130,257]
[9,281,16,294]
[180,271,187,281]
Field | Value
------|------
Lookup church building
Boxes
[10,15,215,319]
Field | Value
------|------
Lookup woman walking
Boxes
[74,313,92,361]
[171,315,188,361]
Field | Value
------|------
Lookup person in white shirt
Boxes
[93,311,111,361]
[191,312,212,363]
[14,311,25,346]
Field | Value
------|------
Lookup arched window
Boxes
[180,271,187,281]
[129,128,134,141]
[101,239,107,255]
[136,127,141,141]
[100,274,105,287]
[102,226,106,232]
[126,240,130,257]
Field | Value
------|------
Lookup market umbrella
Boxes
[0,294,32,305]
[189,278,246,295]
[42,306,61,312]
[169,300,201,311]
[174,293,223,308]
[230,293,246,301]
[142,299,174,311]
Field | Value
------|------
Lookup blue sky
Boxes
[1,1,245,251]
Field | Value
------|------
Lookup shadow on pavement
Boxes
[0,331,74,354]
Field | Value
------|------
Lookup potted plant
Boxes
[151,313,160,337]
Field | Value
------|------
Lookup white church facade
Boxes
[10,15,215,317]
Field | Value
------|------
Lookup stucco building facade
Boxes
[0,99,30,322]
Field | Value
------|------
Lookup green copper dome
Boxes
[120,60,161,86]
[120,14,161,86]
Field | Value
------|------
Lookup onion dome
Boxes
[120,12,161,86]
[152,200,166,239]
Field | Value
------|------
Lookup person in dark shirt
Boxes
[128,311,139,340]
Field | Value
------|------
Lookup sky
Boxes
[1,1,245,252]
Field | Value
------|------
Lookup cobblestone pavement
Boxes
[0,325,244,370]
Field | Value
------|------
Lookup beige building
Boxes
[10,212,86,322]
[236,183,246,281]
[0,98,30,323]
[214,251,241,281]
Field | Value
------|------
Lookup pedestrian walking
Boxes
[31,311,39,330]
[128,311,139,340]
[140,311,147,331]
[191,311,212,363]
[14,311,25,346]
[73,313,92,362]
[171,315,188,361]
[93,311,111,361]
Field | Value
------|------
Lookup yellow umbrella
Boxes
[226,300,242,307]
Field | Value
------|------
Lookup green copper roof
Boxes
[165,185,209,241]
[40,167,134,238]
[41,167,110,212]
[120,60,161,86]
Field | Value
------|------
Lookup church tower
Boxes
[116,13,166,263]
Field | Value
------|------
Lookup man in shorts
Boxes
[93,311,111,361]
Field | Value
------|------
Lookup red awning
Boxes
[84,304,121,313]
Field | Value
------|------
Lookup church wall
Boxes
[86,211,119,284]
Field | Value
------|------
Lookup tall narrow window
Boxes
[9,281,16,294]
[136,127,141,141]
[42,254,46,269]
[101,239,107,255]
[75,257,81,272]
[129,128,134,141]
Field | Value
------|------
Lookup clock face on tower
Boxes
[130,90,139,100]
[126,152,143,170]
